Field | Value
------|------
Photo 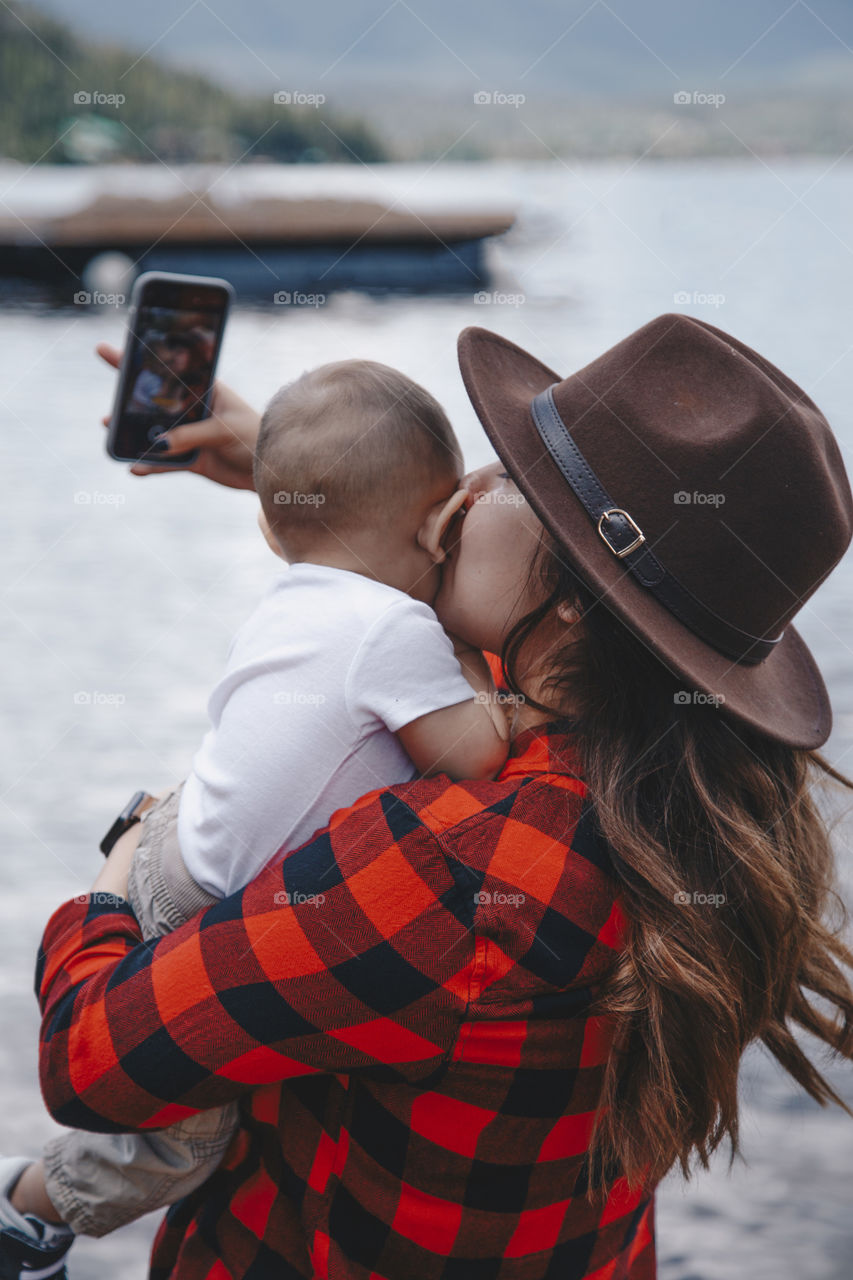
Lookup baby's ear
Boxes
[417,489,468,564]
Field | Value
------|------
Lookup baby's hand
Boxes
[91,818,143,901]
[445,630,481,659]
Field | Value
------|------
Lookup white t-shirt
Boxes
[177,562,475,897]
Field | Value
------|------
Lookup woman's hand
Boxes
[97,343,260,491]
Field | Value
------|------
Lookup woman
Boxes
[21,315,853,1279]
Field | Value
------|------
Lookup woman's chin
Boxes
[433,561,458,628]
[433,593,453,632]
[435,558,489,650]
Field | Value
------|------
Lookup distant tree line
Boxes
[0,2,387,164]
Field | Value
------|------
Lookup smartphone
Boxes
[106,271,234,466]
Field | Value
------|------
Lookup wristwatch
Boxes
[99,790,156,856]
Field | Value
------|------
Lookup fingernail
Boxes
[150,438,170,453]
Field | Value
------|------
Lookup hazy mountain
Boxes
[20,0,853,100]
[0,3,386,164]
[7,0,853,161]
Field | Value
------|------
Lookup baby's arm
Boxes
[396,637,510,781]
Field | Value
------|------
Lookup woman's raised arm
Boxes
[96,342,260,490]
[36,784,478,1134]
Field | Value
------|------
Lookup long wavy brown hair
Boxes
[502,532,853,1192]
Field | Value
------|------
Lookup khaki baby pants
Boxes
[42,787,240,1237]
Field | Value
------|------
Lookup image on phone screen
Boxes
[111,297,227,462]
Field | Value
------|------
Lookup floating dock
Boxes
[0,190,516,298]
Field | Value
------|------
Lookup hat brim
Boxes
[457,325,831,750]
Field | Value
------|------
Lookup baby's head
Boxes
[254,359,464,603]
[154,333,193,377]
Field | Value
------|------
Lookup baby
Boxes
[0,359,508,1272]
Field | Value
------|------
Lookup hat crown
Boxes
[548,314,853,640]
[456,314,853,746]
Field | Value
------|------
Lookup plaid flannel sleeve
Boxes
[36,786,475,1134]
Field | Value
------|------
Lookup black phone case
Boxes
[106,271,234,466]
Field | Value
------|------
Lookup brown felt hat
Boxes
[457,314,853,749]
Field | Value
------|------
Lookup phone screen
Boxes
[110,279,230,463]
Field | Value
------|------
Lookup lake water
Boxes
[2,157,853,1279]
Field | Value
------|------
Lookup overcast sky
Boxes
[24,0,853,99]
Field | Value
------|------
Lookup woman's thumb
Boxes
[96,342,122,370]
[152,419,216,454]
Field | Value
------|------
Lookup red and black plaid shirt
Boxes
[37,720,656,1279]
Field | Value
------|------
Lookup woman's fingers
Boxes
[96,342,122,370]
[99,344,119,432]
[129,462,183,476]
[96,339,261,489]
[145,417,230,457]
